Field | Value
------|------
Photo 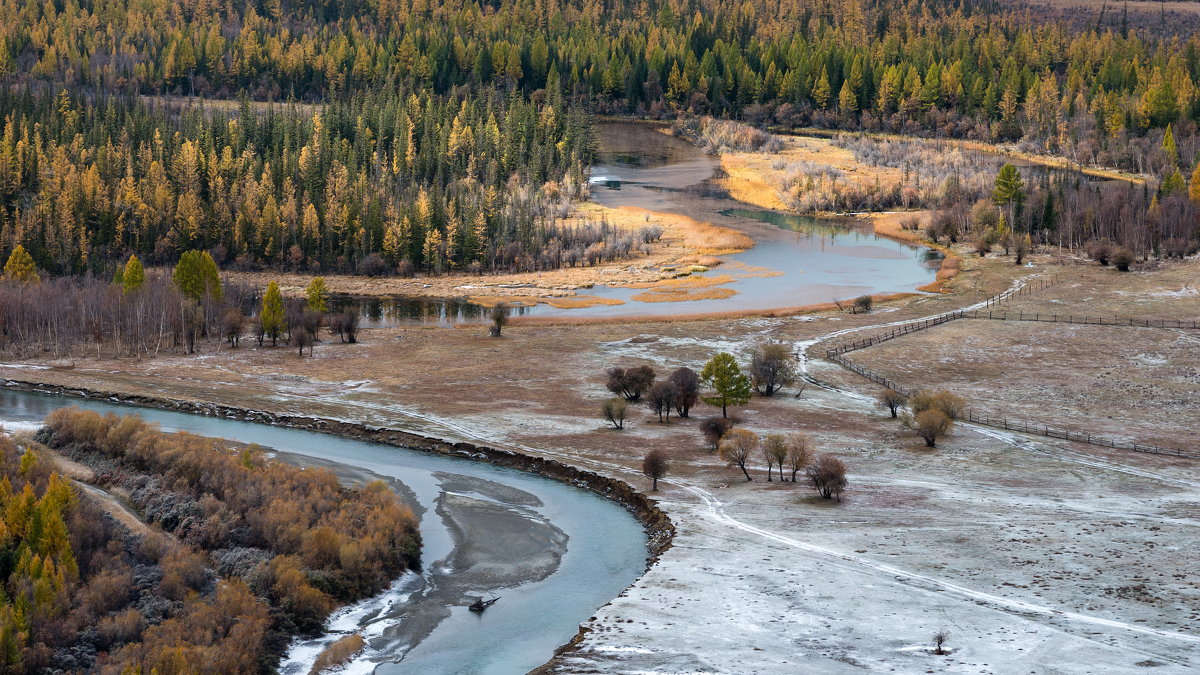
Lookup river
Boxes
[328,122,936,326]
[0,388,646,674]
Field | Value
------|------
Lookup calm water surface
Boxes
[0,389,646,674]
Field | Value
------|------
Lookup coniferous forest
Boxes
[0,0,1195,274]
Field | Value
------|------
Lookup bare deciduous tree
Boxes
[933,630,950,655]
[647,380,677,423]
[762,433,788,482]
[719,429,759,481]
[642,449,669,491]
[669,367,700,418]
[749,342,796,396]
[785,434,813,483]
[699,417,733,452]
[807,454,847,500]
[221,309,244,348]
[602,398,628,429]
[853,295,873,313]
[878,388,907,418]
[489,303,510,336]
[607,365,656,402]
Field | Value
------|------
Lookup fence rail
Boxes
[819,276,1197,460]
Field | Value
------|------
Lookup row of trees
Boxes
[33,407,421,670]
[603,342,798,426]
[0,247,367,358]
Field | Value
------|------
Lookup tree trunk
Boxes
[652,477,658,491]
[740,464,752,481]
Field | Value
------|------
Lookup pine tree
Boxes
[1190,164,1200,205]
[3,245,38,284]
[260,281,286,346]
[812,67,831,109]
[122,254,145,294]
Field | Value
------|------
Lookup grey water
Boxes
[0,388,646,675]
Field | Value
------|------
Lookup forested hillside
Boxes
[0,0,1196,271]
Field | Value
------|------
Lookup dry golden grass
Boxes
[622,274,736,291]
[616,206,752,254]
[309,634,365,674]
[630,287,739,303]
[468,294,625,309]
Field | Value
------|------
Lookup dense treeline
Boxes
[0,0,1198,272]
[0,87,597,274]
[25,407,420,671]
[2,0,1198,144]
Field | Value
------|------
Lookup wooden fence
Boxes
[819,276,1197,459]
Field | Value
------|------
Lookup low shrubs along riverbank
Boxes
[12,407,420,673]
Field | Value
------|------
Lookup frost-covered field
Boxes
[2,257,1197,673]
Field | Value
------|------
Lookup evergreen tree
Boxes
[260,281,286,346]
[3,245,38,284]
[306,277,328,312]
[700,352,752,418]
[1162,124,1178,167]
[122,254,145,294]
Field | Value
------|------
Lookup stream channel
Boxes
[331,121,937,326]
[0,388,647,674]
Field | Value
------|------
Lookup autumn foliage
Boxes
[16,407,421,672]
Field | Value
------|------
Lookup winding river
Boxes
[330,122,936,326]
[0,389,646,674]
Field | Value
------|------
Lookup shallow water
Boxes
[0,389,646,674]
[335,122,935,325]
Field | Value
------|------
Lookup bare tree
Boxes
[295,330,314,356]
[699,417,733,452]
[489,303,510,336]
[932,630,950,656]
[221,309,244,348]
[669,367,700,418]
[853,295,873,313]
[607,365,656,401]
[807,454,847,500]
[647,380,677,423]
[749,341,796,396]
[719,429,759,481]
[642,449,670,491]
[785,434,813,483]
[878,388,907,418]
[762,433,788,482]
[602,398,629,429]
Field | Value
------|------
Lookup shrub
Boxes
[807,455,847,500]
[602,398,629,429]
[1111,246,1135,271]
[606,365,656,401]
[356,253,388,276]
[699,417,733,451]
[853,295,873,313]
[909,390,965,420]
[642,449,670,491]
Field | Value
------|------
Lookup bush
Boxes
[699,417,733,451]
[356,253,388,276]
[853,295,873,313]
[806,455,847,500]
[1111,246,1135,271]
[601,398,628,429]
